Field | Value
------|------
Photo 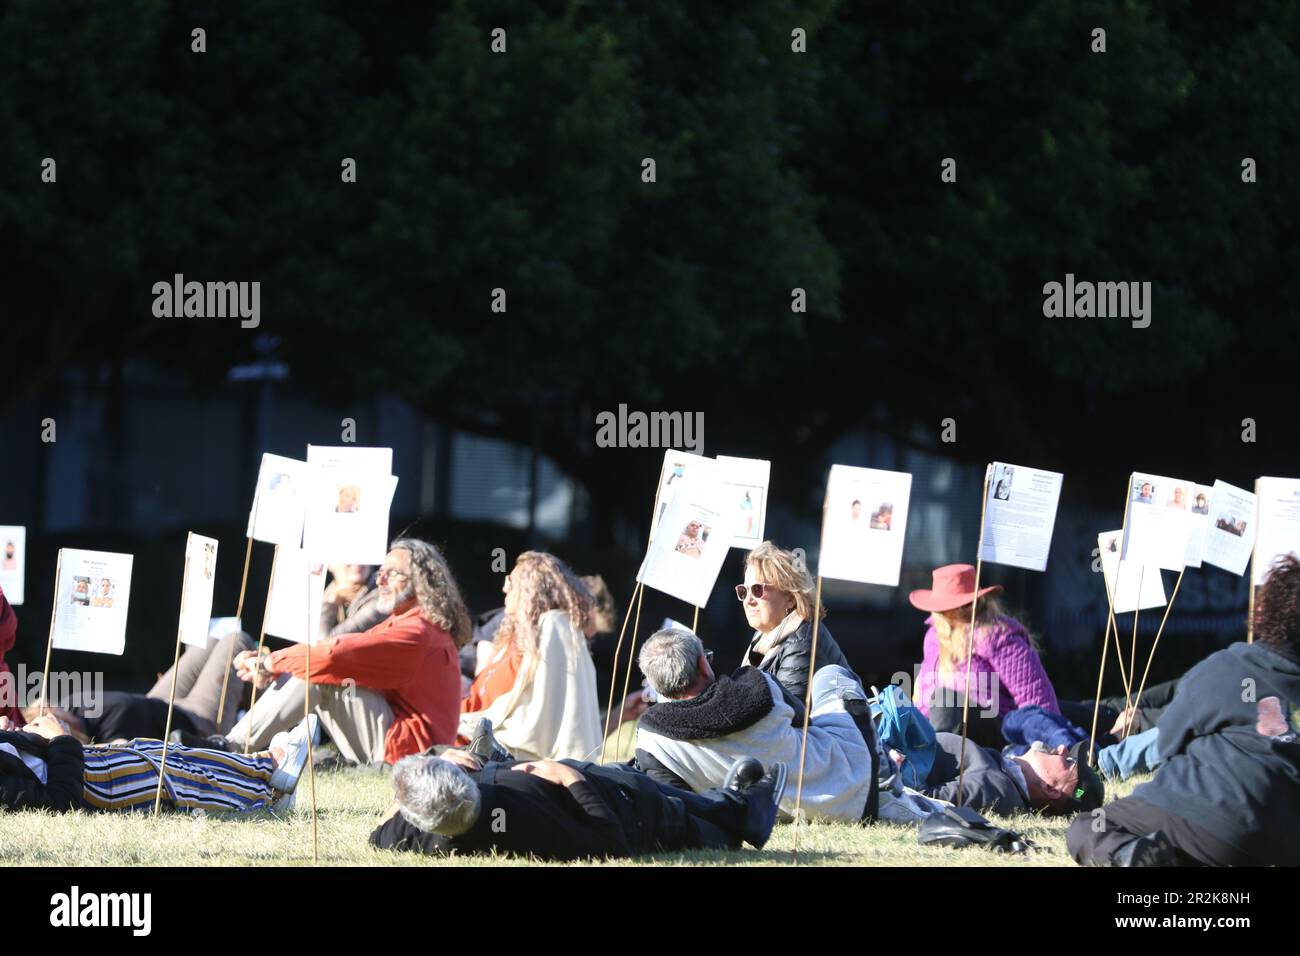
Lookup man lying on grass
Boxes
[0,712,316,815]
[916,731,1103,817]
[632,628,879,823]
[370,745,788,862]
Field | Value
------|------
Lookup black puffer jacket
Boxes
[742,619,859,705]
[0,731,85,812]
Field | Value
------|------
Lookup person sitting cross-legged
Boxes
[369,746,788,861]
[633,628,880,823]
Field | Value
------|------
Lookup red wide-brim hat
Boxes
[908,563,1002,613]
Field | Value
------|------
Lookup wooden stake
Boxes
[304,566,318,864]
[956,465,992,797]
[244,543,280,755]
[603,458,669,763]
[1087,475,1136,762]
[791,574,824,862]
[1123,567,1145,721]
[1247,480,1259,644]
[691,604,699,635]
[154,539,194,816]
[1126,567,1185,740]
[598,581,643,763]
[216,535,255,729]
[38,549,64,718]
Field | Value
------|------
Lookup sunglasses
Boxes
[735,583,776,601]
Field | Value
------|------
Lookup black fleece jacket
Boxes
[0,731,85,812]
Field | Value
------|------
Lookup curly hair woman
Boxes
[457,552,601,761]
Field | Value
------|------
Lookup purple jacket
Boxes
[915,616,1059,719]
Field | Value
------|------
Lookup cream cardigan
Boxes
[458,609,602,761]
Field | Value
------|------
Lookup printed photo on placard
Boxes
[1122,471,1194,571]
[648,450,710,542]
[52,549,134,655]
[1201,480,1256,576]
[0,526,25,605]
[979,462,1064,573]
[638,459,735,608]
[1182,482,1215,568]
[717,455,770,548]
[179,533,220,648]
[247,453,309,548]
[1253,477,1300,586]
[818,465,912,586]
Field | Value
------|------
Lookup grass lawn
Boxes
[0,761,1147,867]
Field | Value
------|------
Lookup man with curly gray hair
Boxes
[226,538,472,766]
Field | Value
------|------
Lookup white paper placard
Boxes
[52,548,134,655]
[979,462,1064,572]
[264,547,328,644]
[301,466,399,565]
[1098,531,1166,613]
[818,465,912,586]
[1197,480,1256,576]
[178,533,220,648]
[717,455,771,549]
[0,526,26,606]
[1181,483,1215,569]
[208,616,243,641]
[648,450,710,542]
[1122,472,1195,571]
[637,458,735,608]
[247,454,309,547]
[1253,477,1300,586]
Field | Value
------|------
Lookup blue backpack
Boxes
[870,684,938,789]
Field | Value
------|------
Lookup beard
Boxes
[378,584,415,615]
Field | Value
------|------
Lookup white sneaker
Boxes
[269,714,320,794]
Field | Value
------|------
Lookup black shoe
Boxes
[466,718,513,765]
[737,762,788,850]
[723,757,764,792]
[170,729,235,752]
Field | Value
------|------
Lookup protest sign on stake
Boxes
[1252,477,1300,586]
[793,463,912,859]
[41,549,134,710]
[0,526,26,606]
[1087,477,1137,764]
[1122,472,1194,571]
[1182,483,1214,569]
[979,463,1064,572]
[636,457,734,609]
[155,534,215,814]
[647,450,709,543]
[1201,480,1257,577]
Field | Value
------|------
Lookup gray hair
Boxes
[389,538,473,647]
[391,756,482,837]
[639,628,704,699]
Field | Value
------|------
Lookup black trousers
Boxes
[928,695,1005,750]
[1060,677,1183,744]
[576,761,763,852]
[1066,795,1251,867]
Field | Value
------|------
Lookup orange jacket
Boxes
[270,604,460,763]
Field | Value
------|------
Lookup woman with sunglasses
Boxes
[736,542,860,706]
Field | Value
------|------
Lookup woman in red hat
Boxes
[910,564,1059,748]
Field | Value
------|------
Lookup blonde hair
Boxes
[932,596,1040,677]
[580,574,618,637]
[744,541,825,621]
[496,552,593,659]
